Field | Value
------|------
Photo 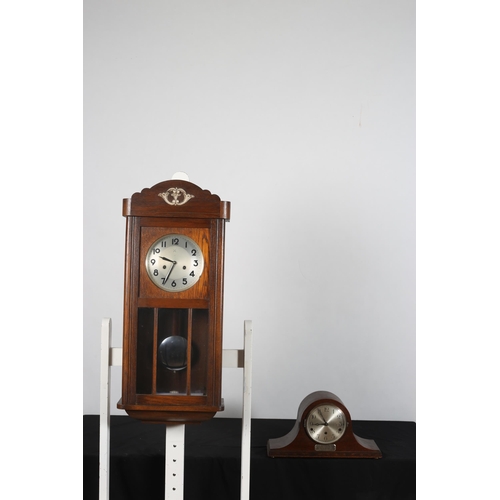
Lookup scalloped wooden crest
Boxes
[123,175,230,220]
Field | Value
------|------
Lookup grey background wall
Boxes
[84,0,415,421]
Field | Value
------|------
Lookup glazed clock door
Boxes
[136,307,209,398]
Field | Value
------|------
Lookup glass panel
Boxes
[136,307,209,397]
[156,308,188,394]
[136,308,154,394]
[190,309,209,396]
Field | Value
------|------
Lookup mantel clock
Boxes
[267,391,382,458]
[117,177,230,424]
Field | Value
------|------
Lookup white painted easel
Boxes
[99,318,253,500]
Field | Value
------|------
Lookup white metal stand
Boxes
[223,320,253,500]
[165,424,185,499]
[99,318,253,500]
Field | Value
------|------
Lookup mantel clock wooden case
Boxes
[267,391,382,458]
[117,179,230,424]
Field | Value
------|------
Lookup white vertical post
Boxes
[240,320,253,500]
[99,318,252,500]
[165,424,186,500]
[99,318,112,500]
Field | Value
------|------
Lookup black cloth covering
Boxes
[83,415,415,500]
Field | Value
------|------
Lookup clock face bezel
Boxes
[305,403,347,444]
[145,233,205,292]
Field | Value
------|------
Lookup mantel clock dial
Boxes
[117,177,230,425]
[305,402,347,444]
[267,391,382,458]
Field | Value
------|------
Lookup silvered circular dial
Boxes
[145,234,204,292]
[305,403,347,444]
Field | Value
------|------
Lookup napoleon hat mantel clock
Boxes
[267,391,382,458]
[117,176,230,424]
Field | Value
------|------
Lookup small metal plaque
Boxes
[315,444,336,452]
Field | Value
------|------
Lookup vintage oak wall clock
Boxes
[117,177,230,424]
[267,391,382,458]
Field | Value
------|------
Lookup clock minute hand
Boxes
[164,260,177,282]
[317,410,328,426]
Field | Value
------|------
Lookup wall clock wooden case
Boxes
[117,179,230,424]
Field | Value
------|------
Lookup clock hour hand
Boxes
[159,256,176,264]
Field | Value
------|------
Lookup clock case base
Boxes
[117,398,224,425]
[267,391,382,459]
